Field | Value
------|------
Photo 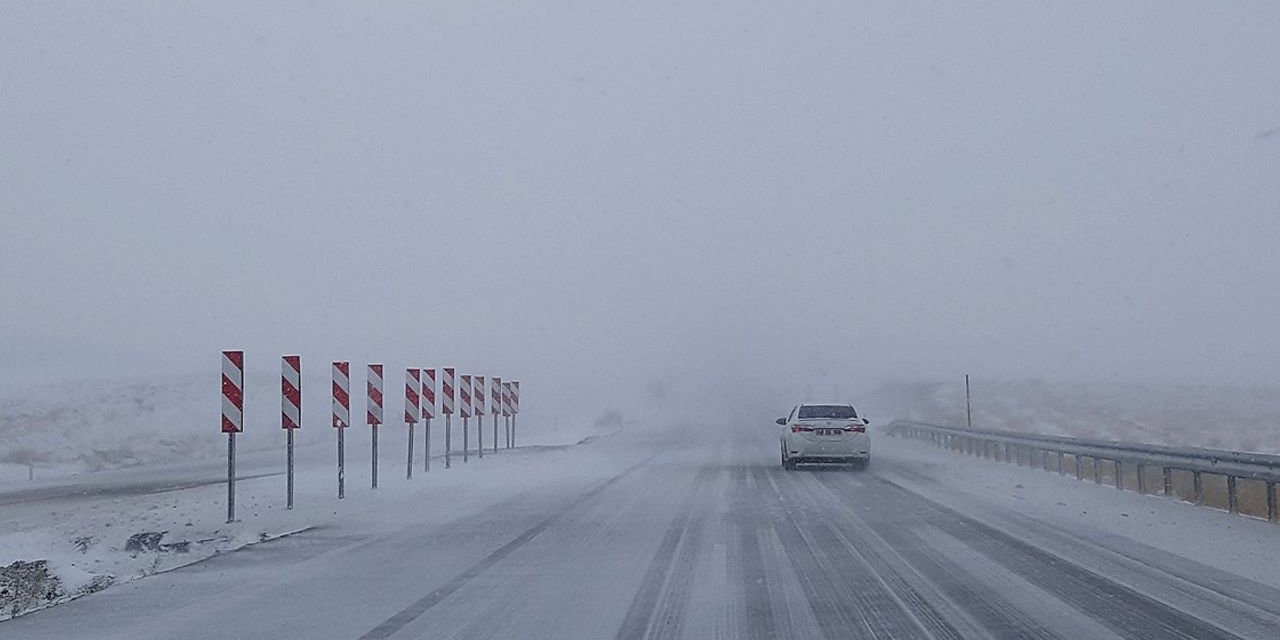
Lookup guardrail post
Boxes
[1193,471,1203,505]
[1075,455,1082,480]
[1227,476,1238,514]
[1268,482,1277,522]
[1093,458,1102,484]
[1058,451,1065,475]
[1115,460,1123,490]
[1042,450,1050,472]
[1136,463,1146,494]
[1163,467,1172,496]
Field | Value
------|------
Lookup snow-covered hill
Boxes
[0,371,606,483]
[0,374,239,480]
[873,379,1280,454]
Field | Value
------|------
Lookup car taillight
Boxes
[791,426,813,433]
[844,426,866,433]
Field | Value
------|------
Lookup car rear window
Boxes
[798,405,857,420]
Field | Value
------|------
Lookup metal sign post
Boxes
[333,361,350,498]
[442,367,455,469]
[405,368,420,479]
[460,374,472,463]
[221,350,244,523]
[492,376,501,454]
[475,375,485,459]
[422,368,435,472]
[368,364,384,489]
[282,355,302,509]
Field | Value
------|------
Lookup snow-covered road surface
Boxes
[8,424,1280,639]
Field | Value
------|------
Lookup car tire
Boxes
[782,447,797,471]
[851,459,869,471]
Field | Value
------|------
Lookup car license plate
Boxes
[817,429,842,436]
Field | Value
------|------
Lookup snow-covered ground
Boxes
[0,371,623,619]
[0,429,625,620]
[874,435,1280,592]
[7,374,1280,623]
[873,379,1280,454]
[7,422,1280,638]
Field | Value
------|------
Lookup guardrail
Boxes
[886,420,1280,523]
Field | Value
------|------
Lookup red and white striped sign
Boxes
[511,380,520,414]
[333,361,350,428]
[459,374,472,419]
[367,364,384,425]
[421,368,436,420]
[474,375,486,416]
[282,355,301,430]
[222,350,244,433]
[441,367,455,416]
[501,382,512,417]
[405,368,420,424]
[492,376,502,416]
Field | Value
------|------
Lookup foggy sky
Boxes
[3,2,1279,412]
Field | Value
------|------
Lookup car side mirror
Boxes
[775,418,787,426]
[863,418,871,425]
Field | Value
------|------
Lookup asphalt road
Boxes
[10,427,1280,640]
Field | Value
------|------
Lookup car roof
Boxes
[799,402,854,407]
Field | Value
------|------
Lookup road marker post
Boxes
[221,350,244,523]
[502,381,512,449]
[282,355,302,509]
[492,376,501,454]
[405,368,420,479]
[368,364,384,489]
[422,368,435,472]
[333,361,350,498]
[511,380,520,448]
[460,374,472,463]
[442,367,455,468]
[475,375,485,459]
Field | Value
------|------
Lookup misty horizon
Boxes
[4,3,1278,401]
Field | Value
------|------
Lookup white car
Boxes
[777,403,871,470]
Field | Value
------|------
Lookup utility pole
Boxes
[965,374,973,429]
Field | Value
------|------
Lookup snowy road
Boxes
[9,425,1280,640]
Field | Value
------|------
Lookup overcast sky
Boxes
[2,2,1278,412]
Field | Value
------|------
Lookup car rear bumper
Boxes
[790,453,870,464]
[785,434,870,460]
